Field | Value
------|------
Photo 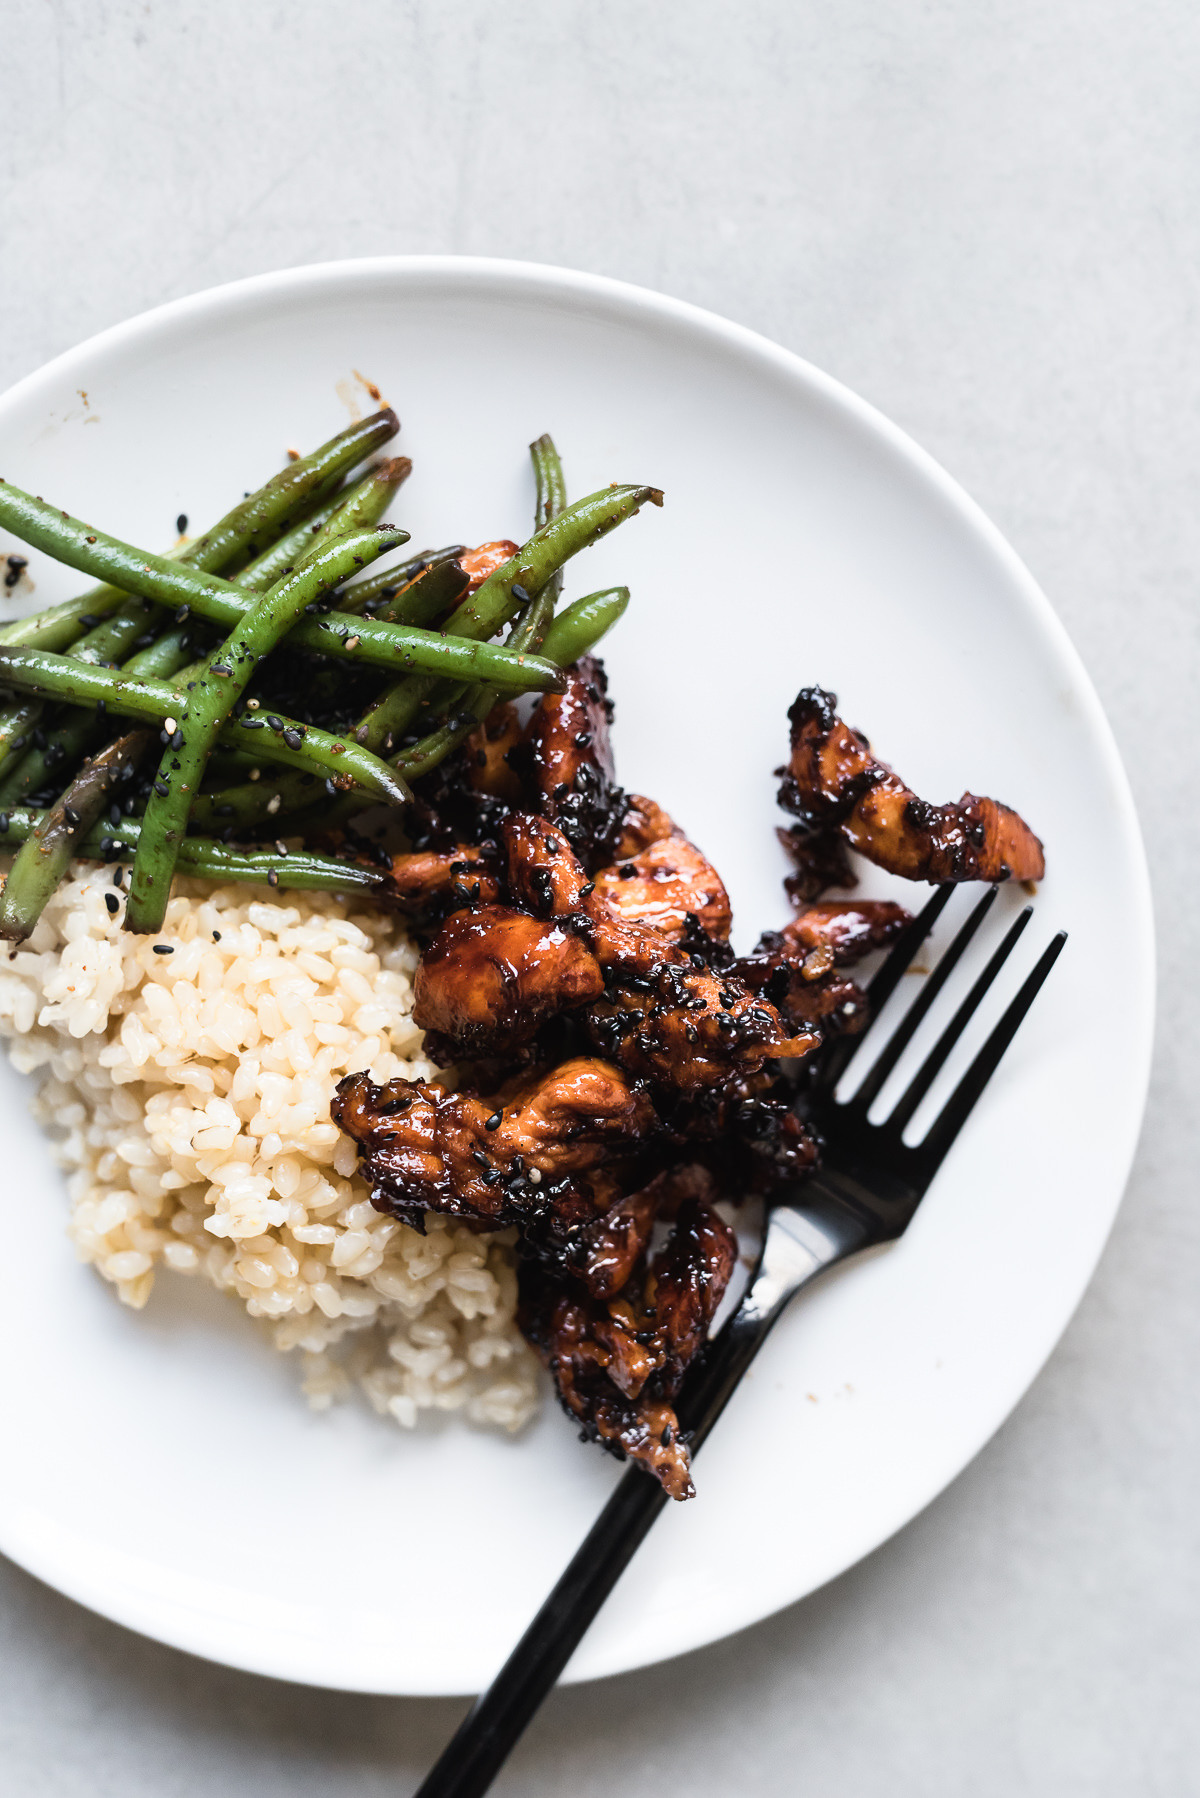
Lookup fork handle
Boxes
[415,1203,859,1798]
[413,1341,759,1798]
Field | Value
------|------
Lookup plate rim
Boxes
[0,254,1156,1693]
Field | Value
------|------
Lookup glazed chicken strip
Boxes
[732,899,911,1037]
[612,793,676,859]
[517,656,628,868]
[332,1057,656,1241]
[385,846,502,921]
[780,686,1045,884]
[526,1195,737,1501]
[413,812,814,1084]
[590,828,732,943]
[778,899,911,962]
[414,905,603,1058]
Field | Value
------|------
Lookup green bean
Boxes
[0,732,151,941]
[450,484,655,637]
[531,433,568,532]
[531,433,567,615]
[0,480,572,691]
[227,488,349,593]
[0,808,393,899]
[538,587,630,667]
[337,545,466,616]
[0,601,192,809]
[177,409,399,574]
[185,771,313,835]
[0,698,45,778]
[373,557,470,627]
[0,411,399,662]
[0,587,128,654]
[126,626,196,683]
[296,458,411,568]
[395,577,561,783]
[352,484,658,750]
[71,598,161,667]
[125,526,411,933]
[0,641,408,806]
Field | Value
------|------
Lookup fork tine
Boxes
[846,886,998,1115]
[914,930,1067,1175]
[885,906,1032,1136]
[815,883,954,1094]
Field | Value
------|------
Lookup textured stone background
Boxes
[2,2,1195,1792]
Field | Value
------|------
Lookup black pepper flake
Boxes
[152,943,174,954]
[104,892,119,916]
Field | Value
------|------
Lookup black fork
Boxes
[416,889,1067,1798]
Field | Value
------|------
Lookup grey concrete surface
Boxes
[1,1,1196,1792]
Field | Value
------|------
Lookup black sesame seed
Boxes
[282,728,303,751]
[152,943,173,954]
[212,930,221,941]
[62,804,80,825]
[0,814,8,834]
[266,715,284,733]
[267,869,278,886]
[240,715,264,729]
[153,779,170,797]
[176,514,188,535]
[104,892,119,916]
[171,730,184,750]
[484,1112,502,1131]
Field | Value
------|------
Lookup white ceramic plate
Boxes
[0,259,1153,1696]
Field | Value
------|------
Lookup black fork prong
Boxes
[816,883,954,1094]
[885,907,1033,1137]
[846,886,998,1115]
[914,931,1067,1178]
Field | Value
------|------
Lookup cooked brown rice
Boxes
[0,864,541,1433]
